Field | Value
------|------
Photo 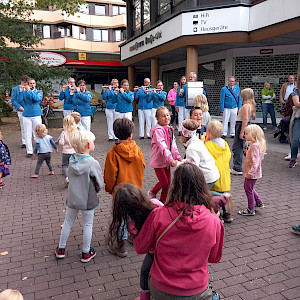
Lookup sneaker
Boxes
[238,208,255,216]
[107,242,128,258]
[221,135,226,139]
[285,153,291,160]
[108,138,114,142]
[288,160,297,168]
[291,225,300,235]
[81,247,96,263]
[263,127,267,131]
[223,212,233,223]
[230,169,243,175]
[21,144,26,148]
[230,135,235,139]
[26,153,33,158]
[0,182,5,188]
[147,190,156,199]
[139,137,144,140]
[55,247,65,259]
[147,136,151,139]
[256,202,266,208]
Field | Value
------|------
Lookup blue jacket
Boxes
[220,85,241,111]
[59,89,74,111]
[149,91,167,109]
[103,90,117,110]
[11,85,25,111]
[34,135,57,154]
[72,91,93,117]
[135,88,153,110]
[23,89,43,117]
[112,91,134,113]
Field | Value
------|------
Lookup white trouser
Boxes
[17,111,25,144]
[63,110,73,118]
[184,108,191,120]
[138,109,152,137]
[178,106,185,132]
[115,111,132,121]
[81,116,91,131]
[222,107,238,136]
[23,116,42,154]
[151,108,158,128]
[105,108,116,139]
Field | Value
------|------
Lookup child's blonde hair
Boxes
[245,124,266,155]
[193,94,209,112]
[70,112,81,124]
[0,289,24,300]
[35,124,47,138]
[241,88,256,120]
[155,106,169,119]
[63,115,77,135]
[69,130,95,153]
[206,120,223,139]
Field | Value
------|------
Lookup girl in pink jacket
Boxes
[239,124,266,216]
[148,106,181,203]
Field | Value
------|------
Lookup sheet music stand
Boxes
[187,81,204,107]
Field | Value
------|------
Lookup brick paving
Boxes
[0,112,299,300]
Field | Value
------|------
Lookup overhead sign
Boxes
[32,52,66,67]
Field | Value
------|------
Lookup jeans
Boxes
[262,103,277,128]
[291,117,300,160]
[244,178,262,211]
[140,253,154,290]
[59,207,95,253]
[35,153,53,174]
[62,153,72,178]
[232,122,245,172]
[170,105,177,125]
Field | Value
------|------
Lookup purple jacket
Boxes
[149,125,181,168]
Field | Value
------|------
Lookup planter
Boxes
[46,116,63,128]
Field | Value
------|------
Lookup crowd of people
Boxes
[0,72,299,300]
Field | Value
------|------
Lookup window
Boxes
[95,4,106,16]
[57,26,65,37]
[112,5,126,16]
[93,29,109,42]
[114,29,126,42]
[72,25,86,40]
[134,0,141,30]
[79,27,86,40]
[158,0,170,15]
[143,0,150,25]
[78,3,89,14]
[42,25,51,38]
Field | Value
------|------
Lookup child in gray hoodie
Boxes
[55,130,104,263]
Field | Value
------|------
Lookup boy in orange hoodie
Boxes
[104,117,145,257]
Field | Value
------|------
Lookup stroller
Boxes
[274,94,293,143]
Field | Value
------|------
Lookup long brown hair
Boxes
[165,163,212,214]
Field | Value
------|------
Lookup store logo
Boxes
[130,31,162,51]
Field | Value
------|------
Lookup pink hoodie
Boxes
[167,88,177,106]
[149,125,181,168]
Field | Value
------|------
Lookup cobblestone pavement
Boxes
[0,112,299,300]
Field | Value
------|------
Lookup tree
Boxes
[0,0,84,122]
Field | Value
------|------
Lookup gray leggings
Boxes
[59,207,95,253]
[62,153,72,178]
[35,152,52,175]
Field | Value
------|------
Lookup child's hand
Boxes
[33,153,37,157]
[171,160,178,167]
[55,142,59,146]
[55,149,58,153]
[210,208,220,217]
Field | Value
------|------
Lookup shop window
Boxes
[112,5,126,16]
[95,4,106,16]
[143,0,150,25]
[158,0,170,15]
[134,0,141,30]
[93,29,109,42]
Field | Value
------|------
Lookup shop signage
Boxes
[78,52,87,60]
[130,31,162,52]
[32,52,66,67]
[252,76,279,84]
[260,49,273,55]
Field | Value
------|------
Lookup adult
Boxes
[288,75,300,169]
[220,76,242,138]
[103,79,118,141]
[280,74,295,106]
[133,163,224,300]
[167,81,178,128]
[11,75,29,148]
[175,76,187,135]
[22,78,43,157]
[135,78,152,139]
[261,82,277,130]
[72,80,93,131]
[184,72,197,119]
[59,77,76,117]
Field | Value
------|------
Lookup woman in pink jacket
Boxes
[167,81,178,128]
[148,106,181,203]
[134,162,224,299]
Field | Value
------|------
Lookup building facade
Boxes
[120,0,300,116]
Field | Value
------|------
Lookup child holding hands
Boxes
[0,131,11,188]
[31,124,58,178]
[148,106,181,203]
[238,124,266,216]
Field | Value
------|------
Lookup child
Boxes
[111,79,134,121]
[180,119,220,191]
[149,106,182,203]
[193,93,211,126]
[31,124,58,178]
[205,120,233,222]
[238,124,266,216]
[55,130,104,262]
[58,115,77,187]
[175,76,187,135]
[231,88,256,175]
[103,78,118,141]
[190,107,206,141]
[0,131,11,188]
[70,112,85,131]
[0,289,23,300]
[104,118,145,257]
[107,184,163,300]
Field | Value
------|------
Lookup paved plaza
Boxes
[0,112,299,300]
